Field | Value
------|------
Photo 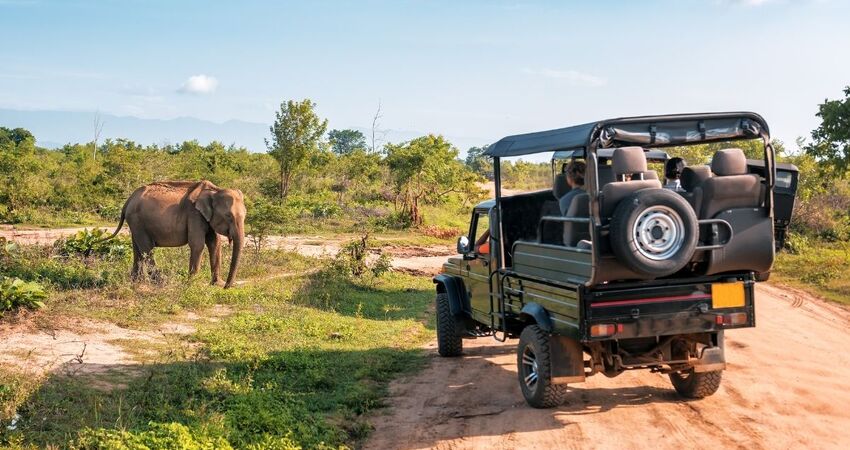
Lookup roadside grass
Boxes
[0,245,436,449]
[774,238,850,305]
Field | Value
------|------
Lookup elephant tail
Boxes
[99,199,129,242]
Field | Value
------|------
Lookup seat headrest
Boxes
[553,173,569,199]
[711,148,748,176]
[612,147,647,176]
[681,166,712,191]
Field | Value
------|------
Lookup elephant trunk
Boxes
[224,226,244,289]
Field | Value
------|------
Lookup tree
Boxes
[805,86,850,174]
[465,145,492,175]
[328,129,367,155]
[385,135,479,226]
[266,99,328,199]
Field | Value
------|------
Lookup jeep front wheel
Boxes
[669,369,722,398]
[517,325,567,408]
[436,293,463,357]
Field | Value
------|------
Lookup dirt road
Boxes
[0,226,451,276]
[366,283,850,450]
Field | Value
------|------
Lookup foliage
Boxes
[464,145,492,176]
[246,198,293,255]
[331,234,393,278]
[266,99,329,199]
[56,228,130,259]
[72,423,234,450]
[775,239,850,305]
[328,129,367,155]
[0,276,47,316]
[1,245,433,449]
[805,86,850,173]
[385,135,482,226]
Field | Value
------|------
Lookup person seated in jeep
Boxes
[475,230,490,254]
[558,160,586,215]
[664,157,686,192]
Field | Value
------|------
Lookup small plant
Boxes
[0,276,47,316]
[332,234,393,279]
[246,198,292,256]
[56,228,129,260]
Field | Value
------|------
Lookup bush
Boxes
[0,276,47,316]
[331,234,393,279]
[56,229,129,260]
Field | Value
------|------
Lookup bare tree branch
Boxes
[92,110,105,160]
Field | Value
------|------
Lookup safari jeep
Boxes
[434,112,798,408]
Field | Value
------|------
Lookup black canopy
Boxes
[484,112,769,158]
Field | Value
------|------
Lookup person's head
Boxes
[564,160,586,188]
[665,157,686,181]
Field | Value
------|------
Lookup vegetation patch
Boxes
[0,244,434,449]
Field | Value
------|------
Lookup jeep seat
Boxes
[600,147,662,217]
[680,165,712,211]
[553,173,570,198]
[696,149,761,219]
[563,193,590,246]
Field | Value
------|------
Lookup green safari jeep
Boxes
[434,112,798,408]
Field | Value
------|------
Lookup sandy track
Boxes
[366,283,850,450]
[0,227,451,275]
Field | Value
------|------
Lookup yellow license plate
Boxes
[712,282,745,309]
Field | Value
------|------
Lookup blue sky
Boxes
[1,0,849,151]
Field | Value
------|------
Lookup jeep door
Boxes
[461,209,495,318]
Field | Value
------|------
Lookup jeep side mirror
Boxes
[457,236,471,254]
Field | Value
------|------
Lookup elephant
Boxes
[103,180,247,288]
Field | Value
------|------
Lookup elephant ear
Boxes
[189,181,216,222]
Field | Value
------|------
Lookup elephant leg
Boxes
[206,231,221,285]
[131,238,143,282]
[131,230,157,282]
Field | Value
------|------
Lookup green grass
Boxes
[0,245,436,449]
[774,237,850,305]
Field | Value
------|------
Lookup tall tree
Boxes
[328,129,367,155]
[806,86,850,173]
[465,145,492,175]
[385,135,477,226]
[266,99,328,199]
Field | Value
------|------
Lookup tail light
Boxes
[717,312,748,326]
[590,323,623,337]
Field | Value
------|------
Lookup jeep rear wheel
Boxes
[669,369,722,399]
[436,293,463,357]
[517,325,566,408]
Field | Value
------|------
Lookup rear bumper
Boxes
[581,276,755,341]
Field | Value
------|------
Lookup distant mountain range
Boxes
[0,108,487,154]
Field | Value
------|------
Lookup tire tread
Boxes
[436,293,463,357]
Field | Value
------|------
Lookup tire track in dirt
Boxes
[365,284,850,450]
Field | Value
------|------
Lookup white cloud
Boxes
[521,68,607,87]
[178,74,218,95]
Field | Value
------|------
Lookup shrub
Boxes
[331,234,393,279]
[0,276,47,316]
[420,225,462,240]
[56,228,129,260]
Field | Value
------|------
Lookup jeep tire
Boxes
[517,325,567,408]
[436,293,463,357]
[610,189,698,278]
[669,369,723,399]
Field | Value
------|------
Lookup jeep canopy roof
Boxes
[484,112,769,158]
[554,148,669,161]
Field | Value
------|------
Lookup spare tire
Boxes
[610,189,698,278]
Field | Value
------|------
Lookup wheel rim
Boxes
[632,205,685,261]
[521,346,539,390]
